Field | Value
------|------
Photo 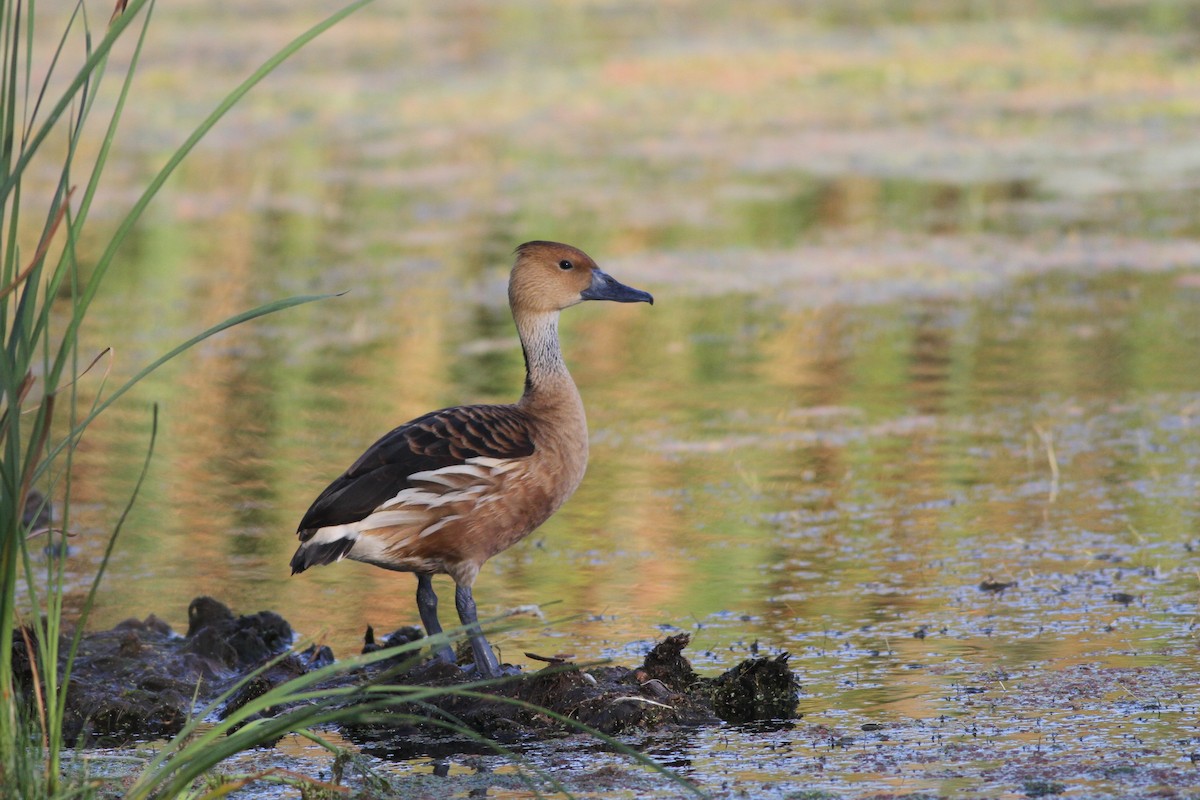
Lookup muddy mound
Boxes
[10,597,316,746]
[11,598,799,749]
[234,631,799,756]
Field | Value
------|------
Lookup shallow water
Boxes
[18,0,1200,797]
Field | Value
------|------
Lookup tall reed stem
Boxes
[0,0,370,793]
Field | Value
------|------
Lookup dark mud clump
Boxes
[266,630,799,757]
[706,651,798,723]
[10,597,309,746]
[10,598,800,750]
[183,595,295,668]
[640,632,700,689]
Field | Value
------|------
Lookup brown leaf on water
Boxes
[525,651,575,664]
[54,347,113,397]
[0,188,74,303]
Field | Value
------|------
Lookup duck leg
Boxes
[454,583,501,678]
[415,573,456,665]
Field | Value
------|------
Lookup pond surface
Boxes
[20,0,1200,797]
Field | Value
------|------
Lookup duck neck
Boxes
[515,310,579,407]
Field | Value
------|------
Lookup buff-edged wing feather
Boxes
[290,405,535,573]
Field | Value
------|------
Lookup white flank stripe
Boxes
[306,523,358,546]
[389,488,461,509]
[409,463,488,487]
[371,457,521,516]
[468,456,505,468]
[379,484,489,511]
[469,456,521,473]
[418,514,461,538]
[379,487,443,509]
[350,533,409,560]
[357,509,426,531]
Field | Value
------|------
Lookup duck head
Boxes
[509,241,654,313]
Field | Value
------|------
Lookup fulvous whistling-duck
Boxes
[289,242,653,677]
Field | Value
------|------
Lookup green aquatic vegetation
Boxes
[1022,779,1068,797]
[0,0,369,795]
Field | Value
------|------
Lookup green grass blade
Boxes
[22,1,149,354]
[0,0,151,206]
[22,1,85,145]
[1,0,374,794]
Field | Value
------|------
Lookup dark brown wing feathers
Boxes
[296,405,534,538]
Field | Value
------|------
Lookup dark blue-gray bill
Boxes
[581,269,654,304]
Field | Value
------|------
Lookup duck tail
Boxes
[290,527,357,574]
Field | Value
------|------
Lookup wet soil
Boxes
[10,597,799,750]
[11,598,305,745]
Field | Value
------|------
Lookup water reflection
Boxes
[54,269,1200,680]
[743,175,1039,242]
[453,302,524,399]
[15,1,1200,794]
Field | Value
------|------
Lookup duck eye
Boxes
[558,259,574,270]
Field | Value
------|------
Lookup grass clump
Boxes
[0,0,370,795]
[1022,779,1067,797]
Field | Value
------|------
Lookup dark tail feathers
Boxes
[290,535,355,575]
